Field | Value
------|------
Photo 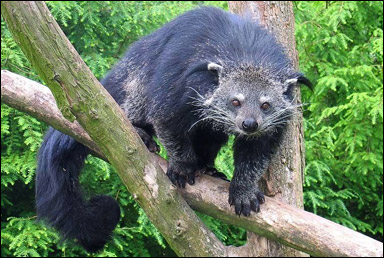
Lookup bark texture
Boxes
[228,1,307,256]
[1,2,225,257]
[2,70,383,257]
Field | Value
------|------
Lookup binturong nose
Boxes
[242,118,258,133]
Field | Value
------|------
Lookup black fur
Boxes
[36,6,310,251]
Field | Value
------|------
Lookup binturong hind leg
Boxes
[155,123,200,188]
[134,126,160,153]
[192,130,229,181]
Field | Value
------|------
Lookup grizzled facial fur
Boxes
[199,63,300,137]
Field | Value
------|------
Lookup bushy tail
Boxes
[36,128,120,252]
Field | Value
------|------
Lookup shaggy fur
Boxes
[36,6,311,252]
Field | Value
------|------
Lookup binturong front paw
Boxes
[166,161,198,188]
[228,183,265,216]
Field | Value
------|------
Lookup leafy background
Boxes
[1,1,382,256]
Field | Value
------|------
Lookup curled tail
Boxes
[36,128,120,252]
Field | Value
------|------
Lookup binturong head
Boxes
[197,61,312,137]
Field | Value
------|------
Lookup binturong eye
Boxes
[261,102,270,111]
[232,99,241,107]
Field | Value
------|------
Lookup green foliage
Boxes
[1,1,383,257]
[295,1,383,239]
[215,136,235,180]
[1,2,230,257]
[197,212,246,247]
[2,217,60,257]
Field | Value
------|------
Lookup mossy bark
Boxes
[3,1,384,257]
[3,69,384,257]
[1,2,225,257]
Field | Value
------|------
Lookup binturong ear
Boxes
[286,72,312,88]
[297,74,313,90]
[184,61,223,80]
[207,62,223,77]
[284,73,313,98]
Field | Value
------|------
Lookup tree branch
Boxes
[2,69,383,257]
[1,2,225,257]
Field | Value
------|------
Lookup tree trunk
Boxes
[1,2,226,256]
[228,1,307,256]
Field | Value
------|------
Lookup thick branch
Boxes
[2,70,383,257]
[0,71,104,159]
[1,2,225,257]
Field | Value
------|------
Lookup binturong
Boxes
[35,6,312,252]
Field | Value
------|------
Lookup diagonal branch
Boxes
[2,69,383,257]
[1,1,225,257]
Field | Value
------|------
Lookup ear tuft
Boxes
[184,61,223,79]
[297,75,313,90]
[284,78,298,85]
[207,62,223,76]
[286,73,313,91]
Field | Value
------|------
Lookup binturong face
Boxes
[201,62,302,137]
